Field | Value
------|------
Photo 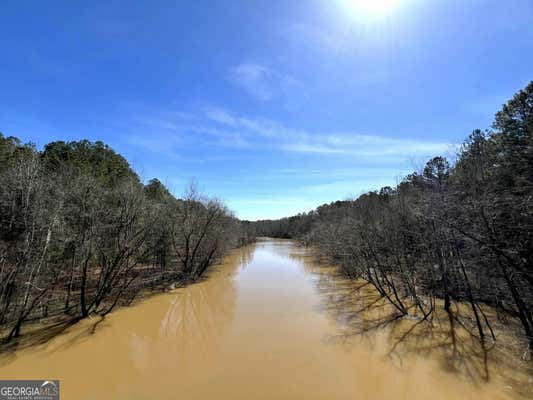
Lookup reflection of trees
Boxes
[286,241,533,397]
[257,238,296,259]
[129,244,255,375]
[158,280,235,364]
[236,243,255,270]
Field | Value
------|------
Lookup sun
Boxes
[341,0,402,19]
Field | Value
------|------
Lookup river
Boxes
[0,238,530,399]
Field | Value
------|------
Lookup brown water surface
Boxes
[0,239,530,399]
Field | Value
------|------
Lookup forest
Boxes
[1,81,531,363]
[252,81,533,360]
[0,136,254,343]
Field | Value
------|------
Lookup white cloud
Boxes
[281,143,348,155]
[203,107,450,158]
[229,63,275,101]
[228,63,308,109]
[204,107,237,125]
[120,105,451,162]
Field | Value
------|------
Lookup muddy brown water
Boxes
[0,238,531,399]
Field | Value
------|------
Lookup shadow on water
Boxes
[1,240,531,398]
[0,314,110,368]
[286,244,533,399]
[0,243,256,370]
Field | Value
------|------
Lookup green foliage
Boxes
[41,139,139,186]
[0,133,38,173]
[144,178,173,201]
[492,81,533,193]
[0,132,20,168]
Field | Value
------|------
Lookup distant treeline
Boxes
[0,136,255,342]
[252,81,533,359]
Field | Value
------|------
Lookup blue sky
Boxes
[1,0,533,220]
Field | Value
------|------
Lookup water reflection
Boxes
[129,244,256,376]
[289,242,533,398]
[0,239,530,400]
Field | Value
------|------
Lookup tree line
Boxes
[0,137,255,342]
[252,81,533,360]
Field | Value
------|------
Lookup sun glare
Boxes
[341,0,401,19]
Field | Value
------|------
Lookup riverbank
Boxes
[0,242,251,352]
[306,251,533,397]
[0,238,531,399]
